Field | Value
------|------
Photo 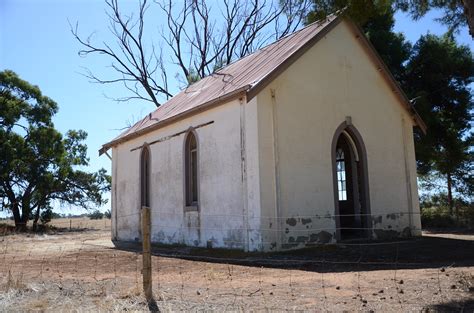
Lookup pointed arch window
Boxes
[185,131,198,207]
[140,145,151,207]
[336,148,347,201]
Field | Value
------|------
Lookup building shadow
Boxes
[426,298,474,312]
[112,234,474,274]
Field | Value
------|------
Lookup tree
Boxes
[0,70,111,231]
[361,9,412,82]
[306,0,392,26]
[395,0,474,38]
[72,0,312,107]
[88,210,104,220]
[307,0,474,38]
[405,35,473,213]
[104,209,112,219]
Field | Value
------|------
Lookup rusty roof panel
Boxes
[102,16,339,150]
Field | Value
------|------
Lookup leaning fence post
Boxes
[141,206,152,301]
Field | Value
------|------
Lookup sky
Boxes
[1,1,473,215]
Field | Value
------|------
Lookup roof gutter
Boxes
[99,84,251,156]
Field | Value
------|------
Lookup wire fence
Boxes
[0,213,473,311]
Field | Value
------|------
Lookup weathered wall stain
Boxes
[296,236,309,243]
[310,231,332,243]
[283,231,334,249]
[386,213,397,220]
[401,226,411,237]
[286,218,297,226]
[223,229,244,249]
[372,215,382,225]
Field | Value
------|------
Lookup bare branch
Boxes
[73,0,308,107]
[71,0,171,107]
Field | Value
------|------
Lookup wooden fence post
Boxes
[141,206,152,301]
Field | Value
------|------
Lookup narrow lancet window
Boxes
[140,145,151,207]
[185,131,198,206]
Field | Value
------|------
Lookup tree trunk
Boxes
[12,203,21,228]
[463,0,474,38]
[16,198,31,231]
[447,172,454,216]
[32,206,41,232]
[11,202,28,231]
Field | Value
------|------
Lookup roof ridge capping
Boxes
[213,12,340,73]
[99,14,425,156]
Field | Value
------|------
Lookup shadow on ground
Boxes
[427,298,474,312]
[113,234,474,273]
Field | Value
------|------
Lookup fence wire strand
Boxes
[0,216,473,311]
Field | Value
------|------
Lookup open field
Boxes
[0,217,111,231]
[0,221,473,312]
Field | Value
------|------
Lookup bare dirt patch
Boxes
[0,229,473,312]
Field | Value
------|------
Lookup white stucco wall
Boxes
[255,20,421,250]
[111,98,263,250]
[111,19,422,252]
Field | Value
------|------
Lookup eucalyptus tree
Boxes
[0,70,110,230]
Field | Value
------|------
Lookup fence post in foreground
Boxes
[141,206,152,301]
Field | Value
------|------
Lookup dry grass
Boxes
[0,227,473,312]
[0,217,111,234]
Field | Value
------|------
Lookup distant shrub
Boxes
[421,207,456,229]
[88,210,104,220]
[421,194,474,229]
[104,210,111,219]
[40,209,62,224]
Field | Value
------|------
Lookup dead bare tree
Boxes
[71,0,172,106]
[72,0,311,108]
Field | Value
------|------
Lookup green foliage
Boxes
[40,209,62,224]
[306,0,470,36]
[421,206,456,228]
[361,9,412,81]
[104,209,111,219]
[0,70,111,230]
[186,68,201,85]
[395,0,468,36]
[420,194,474,228]
[88,210,104,220]
[405,35,473,203]
[306,0,392,26]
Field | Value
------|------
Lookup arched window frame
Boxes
[331,120,372,240]
[140,143,151,208]
[183,129,199,211]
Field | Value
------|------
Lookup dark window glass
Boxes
[141,146,150,207]
[186,132,198,206]
[336,148,347,201]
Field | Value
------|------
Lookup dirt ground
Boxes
[0,225,473,312]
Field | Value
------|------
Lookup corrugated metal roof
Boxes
[101,16,339,151]
[99,14,426,154]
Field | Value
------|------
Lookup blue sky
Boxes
[1,1,472,215]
